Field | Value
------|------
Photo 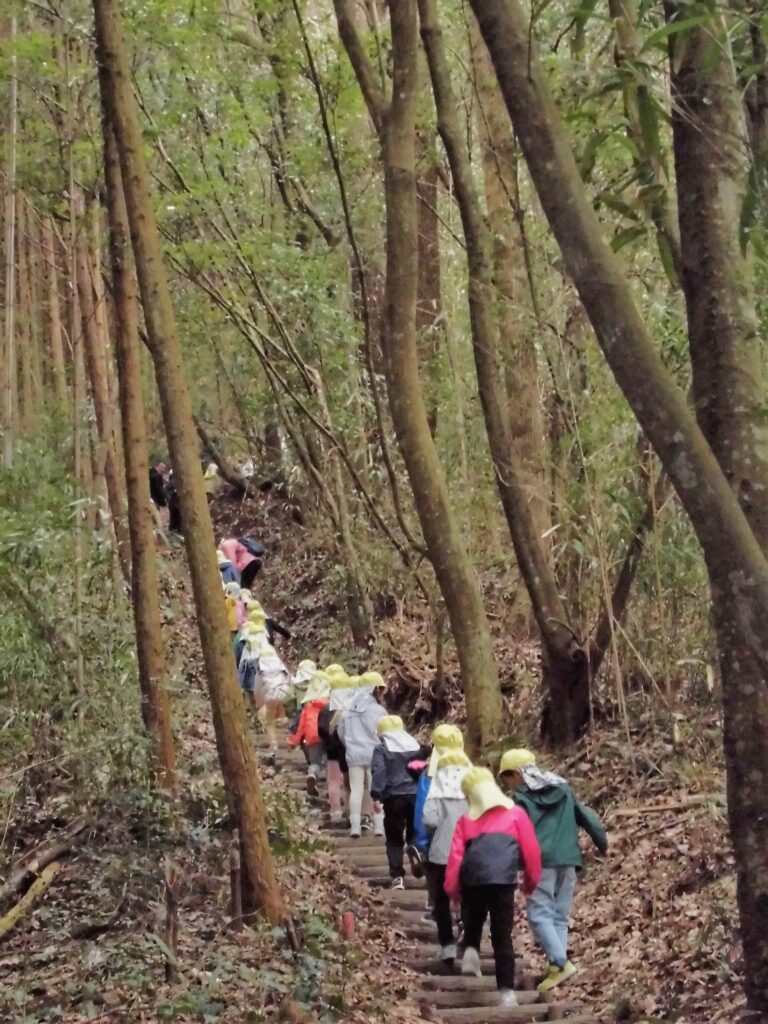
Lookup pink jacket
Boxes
[220,538,257,574]
[235,600,248,628]
[444,805,542,900]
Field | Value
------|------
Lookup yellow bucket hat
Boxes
[428,723,464,776]
[437,750,471,770]
[498,748,536,775]
[376,715,404,735]
[461,766,513,820]
[302,674,331,704]
[360,670,386,689]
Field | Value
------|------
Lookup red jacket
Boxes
[444,805,541,900]
[288,699,329,747]
[220,538,257,574]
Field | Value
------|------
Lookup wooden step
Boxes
[424,990,541,1009]
[436,1005,552,1023]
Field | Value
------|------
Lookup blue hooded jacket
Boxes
[413,772,432,852]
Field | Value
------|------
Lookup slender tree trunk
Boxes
[2,13,17,468]
[335,0,504,751]
[415,160,442,436]
[102,123,176,792]
[93,0,284,922]
[469,0,768,1008]
[76,223,131,584]
[16,195,34,430]
[469,21,550,552]
[42,217,67,406]
[420,0,587,744]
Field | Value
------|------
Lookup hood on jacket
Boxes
[426,762,470,802]
[344,686,377,715]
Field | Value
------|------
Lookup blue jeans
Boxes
[526,866,577,967]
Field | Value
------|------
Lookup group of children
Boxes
[215,542,608,1009]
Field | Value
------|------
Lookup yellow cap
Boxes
[298,659,317,673]
[437,751,471,770]
[498,749,536,775]
[361,670,386,689]
[249,609,266,622]
[325,663,346,677]
[376,715,404,735]
[428,723,464,775]
[461,766,513,820]
[329,674,352,690]
[302,675,331,704]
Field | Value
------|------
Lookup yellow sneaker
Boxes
[537,960,577,992]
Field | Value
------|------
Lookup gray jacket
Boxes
[422,796,468,866]
[337,693,386,767]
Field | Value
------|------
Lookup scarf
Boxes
[522,764,566,791]
[381,729,420,754]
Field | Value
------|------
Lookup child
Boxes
[421,750,471,965]
[223,582,241,634]
[337,674,386,839]
[257,643,291,765]
[237,632,264,715]
[217,548,238,585]
[317,700,349,824]
[445,767,541,1009]
[412,724,465,886]
[371,715,430,890]
[288,673,330,795]
[499,748,607,992]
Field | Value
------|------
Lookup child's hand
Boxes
[372,801,382,814]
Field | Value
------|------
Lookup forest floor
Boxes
[0,487,752,1024]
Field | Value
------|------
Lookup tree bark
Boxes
[415,160,442,436]
[2,13,17,468]
[667,2,768,552]
[102,122,177,793]
[334,0,504,751]
[469,0,768,1008]
[76,231,131,584]
[42,219,67,406]
[16,195,34,430]
[93,0,284,923]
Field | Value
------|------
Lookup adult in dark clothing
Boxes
[149,460,167,507]
[166,470,182,533]
[317,704,349,823]
[370,715,430,888]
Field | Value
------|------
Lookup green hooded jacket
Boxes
[513,782,607,869]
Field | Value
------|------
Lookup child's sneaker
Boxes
[498,989,518,1007]
[537,960,577,992]
[440,944,457,965]
[390,876,405,891]
[460,947,482,977]
[406,843,425,879]
[306,775,319,797]
[360,815,374,832]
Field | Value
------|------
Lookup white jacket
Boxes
[338,691,386,767]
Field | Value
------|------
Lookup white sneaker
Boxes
[391,876,405,890]
[498,989,518,1008]
[373,810,385,836]
[460,947,482,977]
[440,944,457,962]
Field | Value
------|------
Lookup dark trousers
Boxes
[426,862,454,946]
[383,794,416,878]
[461,884,516,990]
[240,560,262,589]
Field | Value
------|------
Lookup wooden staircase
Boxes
[264,744,597,1024]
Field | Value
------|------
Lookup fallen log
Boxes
[0,861,60,940]
[609,793,726,818]
[0,817,87,905]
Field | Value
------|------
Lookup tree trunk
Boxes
[334,0,504,752]
[2,13,17,468]
[16,195,34,430]
[469,0,768,1008]
[415,160,442,436]
[667,3,768,552]
[419,0,584,741]
[76,231,131,584]
[102,123,177,792]
[469,22,550,554]
[42,216,67,406]
[93,0,284,923]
